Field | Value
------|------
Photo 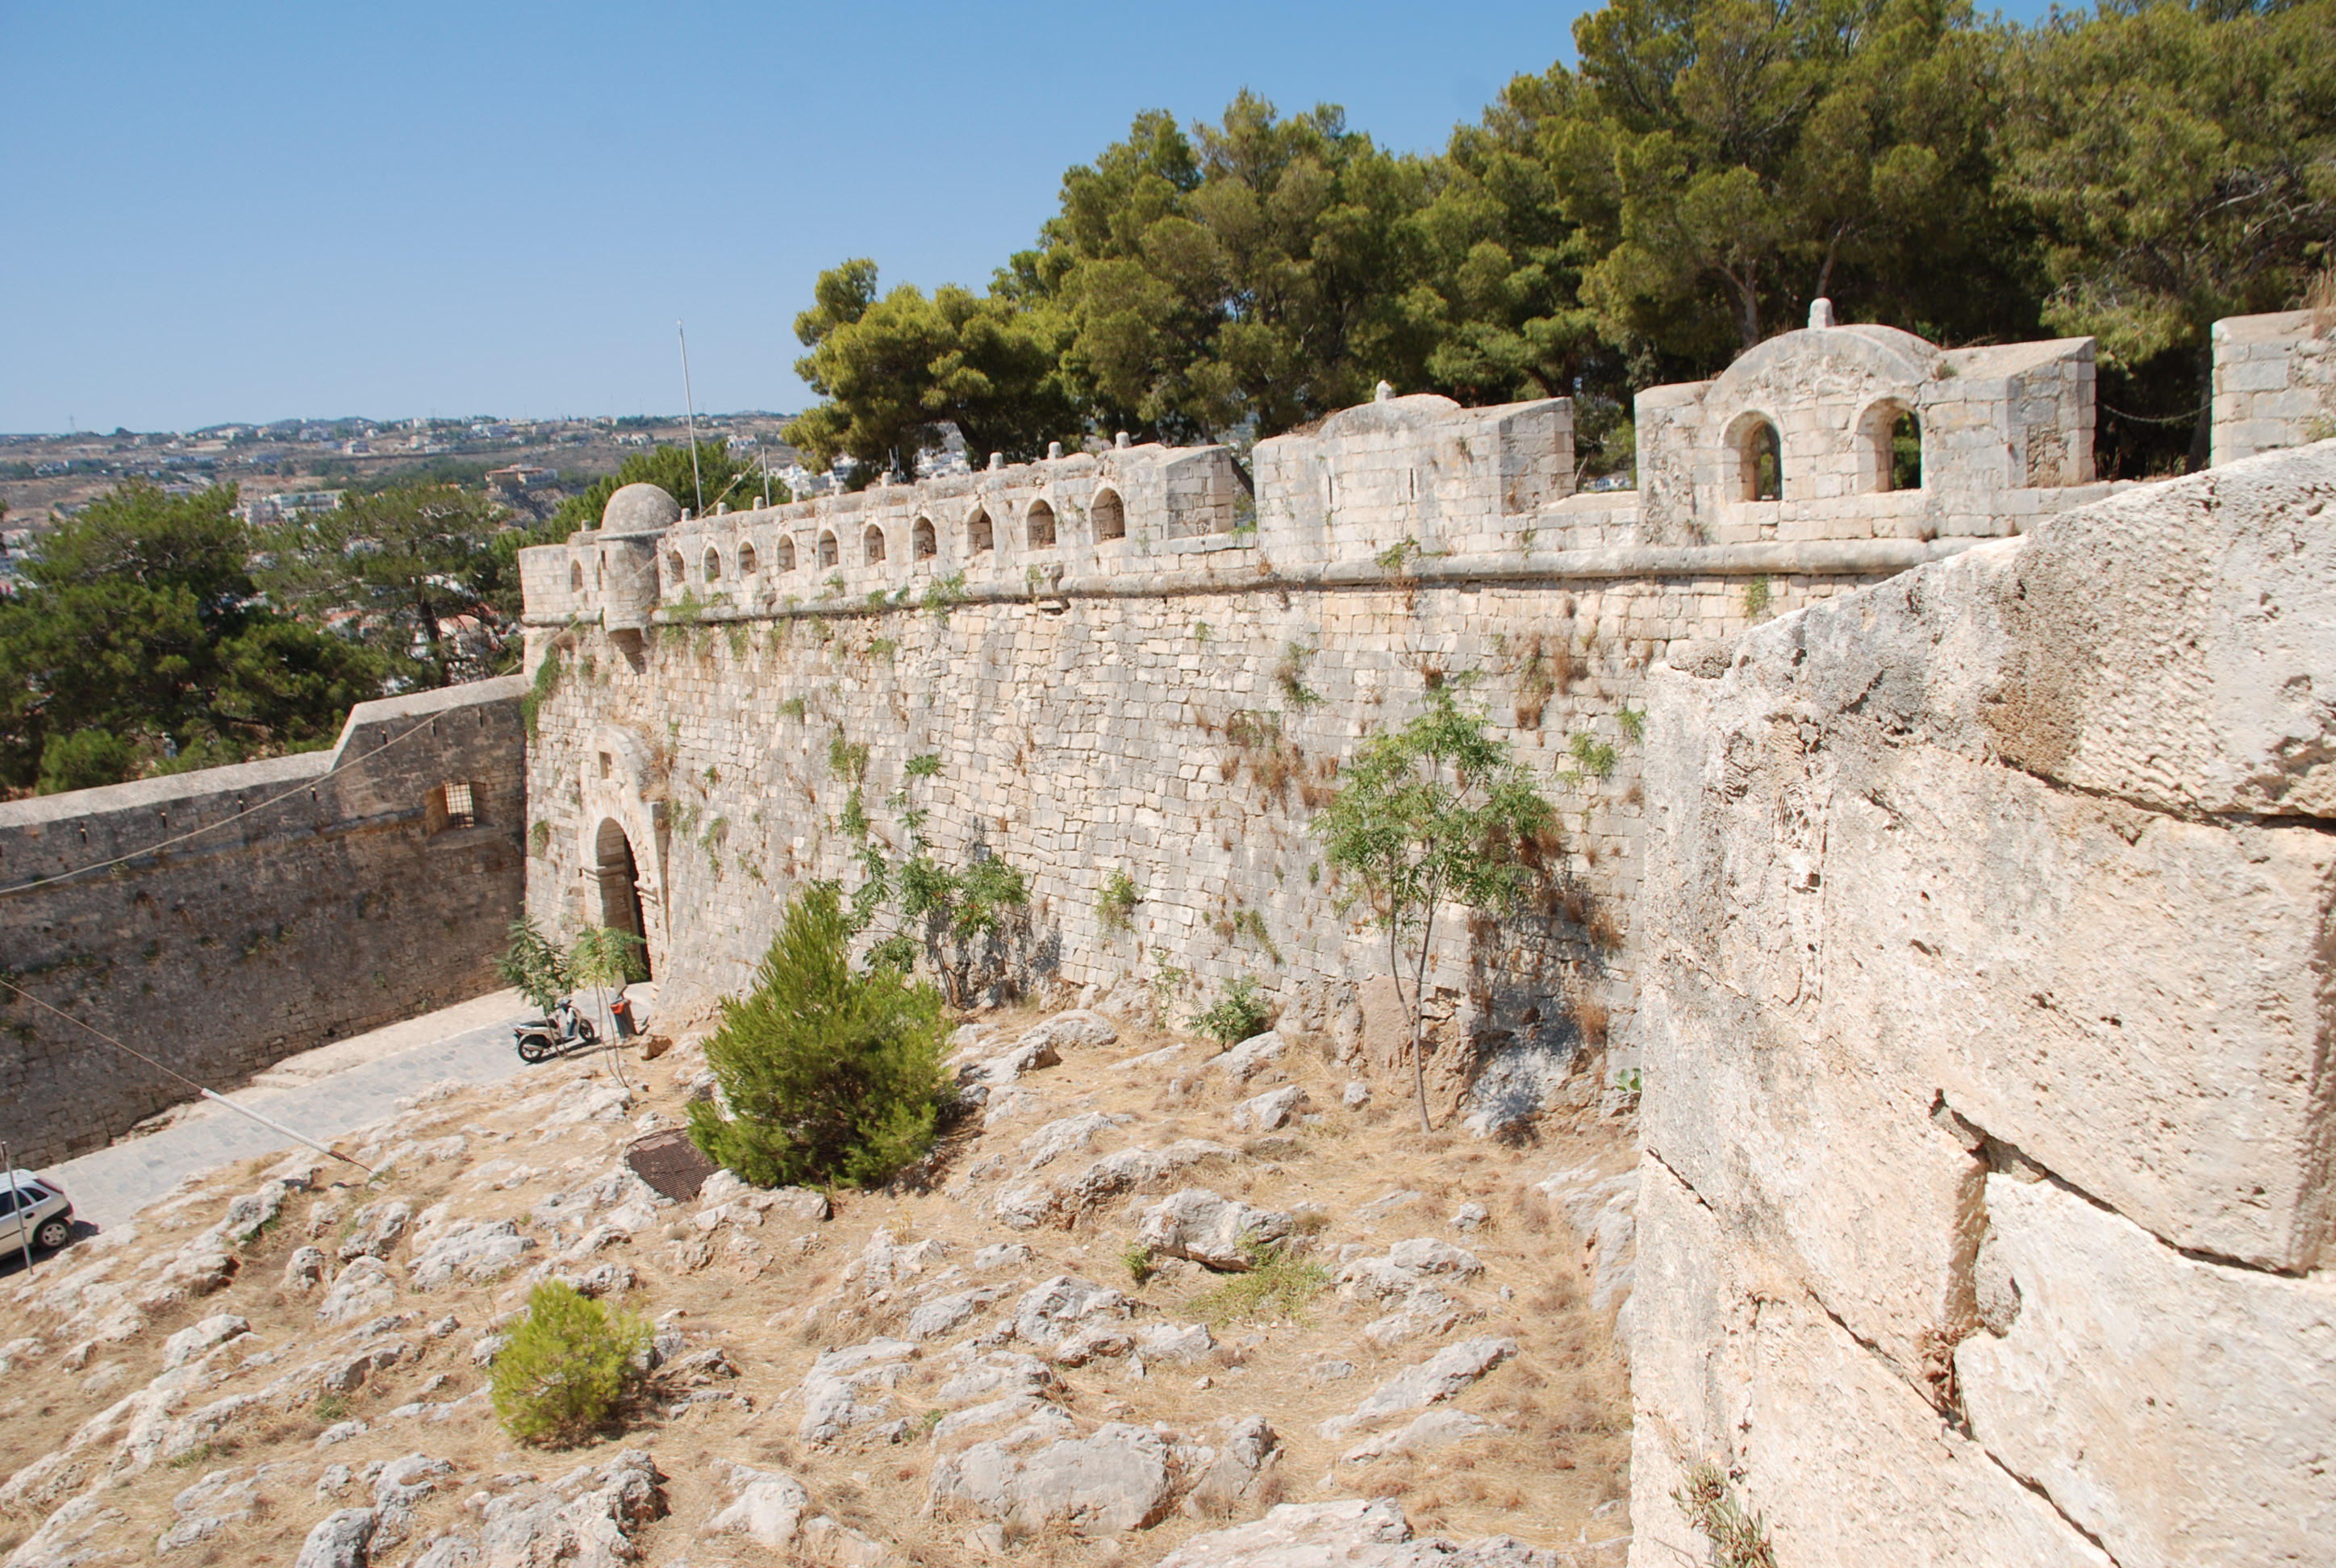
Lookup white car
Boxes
[3,1170,74,1253]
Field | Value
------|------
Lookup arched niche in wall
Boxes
[1026,498,1057,548]
[818,531,840,569]
[1856,398,1923,491]
[912,516,937,560]
[864,524,887,565]
[569,561,585,593]
[1726,413,1784,503]
[776,535,798,572]
[703,548,722,582]
[666,548,686,586]
[739,540,759,574]
[967,507,995,555]
[1092,488,1125,540]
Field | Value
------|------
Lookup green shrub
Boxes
[687,884,950,1189]
[490,1281,649,1447]
[1195,976,1271,1048]
[1123,1244,1158,1286]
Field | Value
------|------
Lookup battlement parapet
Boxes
[519,309,2327,636]
[2212,308,2336,466]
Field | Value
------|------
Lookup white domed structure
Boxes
[600,482,682,533]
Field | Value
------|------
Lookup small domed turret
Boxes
[601,482,682,533]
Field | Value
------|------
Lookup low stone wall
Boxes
[0,678,528,1168]
[1626,440,2336,1566]
[2213,308,2336,465]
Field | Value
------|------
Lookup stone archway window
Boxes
[739,541,759,574]
[912,516,937,560]
[1735,417,1783,502]
[818,531,840,569]
[703,548,722,582]
[1858,400,1923,492]
[1092,488,1125,540]
[569,561,585,593]
[1027,498,1057,548]
[968,507,994,554]
[668,549,686,583]
[777,536,798,572]
[865,524,887,565]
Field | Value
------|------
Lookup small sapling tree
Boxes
[687,883,950,1188]
[1315,689,1554,1132]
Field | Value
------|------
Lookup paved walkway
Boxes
[39,990,546,1232]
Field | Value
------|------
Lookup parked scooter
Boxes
[514,993,638,1063]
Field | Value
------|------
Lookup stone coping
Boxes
[519,537,1984,628]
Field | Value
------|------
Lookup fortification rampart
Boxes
[515,307,2140,1132]
[0,677,528,1167]
[1625,439,2336,1558]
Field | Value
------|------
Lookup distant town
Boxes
[0,411,978,593]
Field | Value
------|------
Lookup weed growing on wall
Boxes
[688,883,950,1188]
[1274,642,1323,708]
[1743,576,1773,619]
[490,1280,650,1448]
[1098,868,1141,936]
[1674,1461,1778,1568]
[519,648,565,740]
[921,572,967,623]
[1316,689,1555,1132]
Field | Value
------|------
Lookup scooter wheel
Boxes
[517,1035,555,1063]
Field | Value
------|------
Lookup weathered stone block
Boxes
[1957,1175,2336,1568]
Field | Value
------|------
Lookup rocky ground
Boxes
[0,999,1637,1567]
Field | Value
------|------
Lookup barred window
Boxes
[438,781,476,830]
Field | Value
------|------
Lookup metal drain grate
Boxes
[624,1128,718,1202]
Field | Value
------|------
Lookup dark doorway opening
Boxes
[594,818,652,978]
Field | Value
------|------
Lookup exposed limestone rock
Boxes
[1230,1086,1309,1132]
[282,1246,327,1292]
[1318,1337,1516,1437]
[1011,1276,1129,1346]
[906,1286,1002,1341]
[1019,1111,1128,1173]
[1179,1416,1280,1518]
[1135,1189,1295,1270]
[407,1219,534,1291]
[160,1315,248,1370]
[701,1460,886,1562]
[1208,1031,1286,1086]
[478,1449,665,1568]
[315,1257,399,1326]
[291,1507,376,1568]
[1016,1010,1119,1053]
[1154,1498,1562,1567]
[797,1338,918,1445]
[337,1199,412,1261]
[929,1421,1176,1536]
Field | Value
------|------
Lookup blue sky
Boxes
[1,1,2052,435]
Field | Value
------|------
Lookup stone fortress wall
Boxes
[0,678,528,1168]
[515,302,2179,1132]
[1625,333,2336,1560]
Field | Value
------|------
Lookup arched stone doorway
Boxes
[594,818,653,979]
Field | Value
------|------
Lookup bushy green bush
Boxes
[1194,975,1272,1048]
[490,1281,649,1447]
[687,884,950,1189]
